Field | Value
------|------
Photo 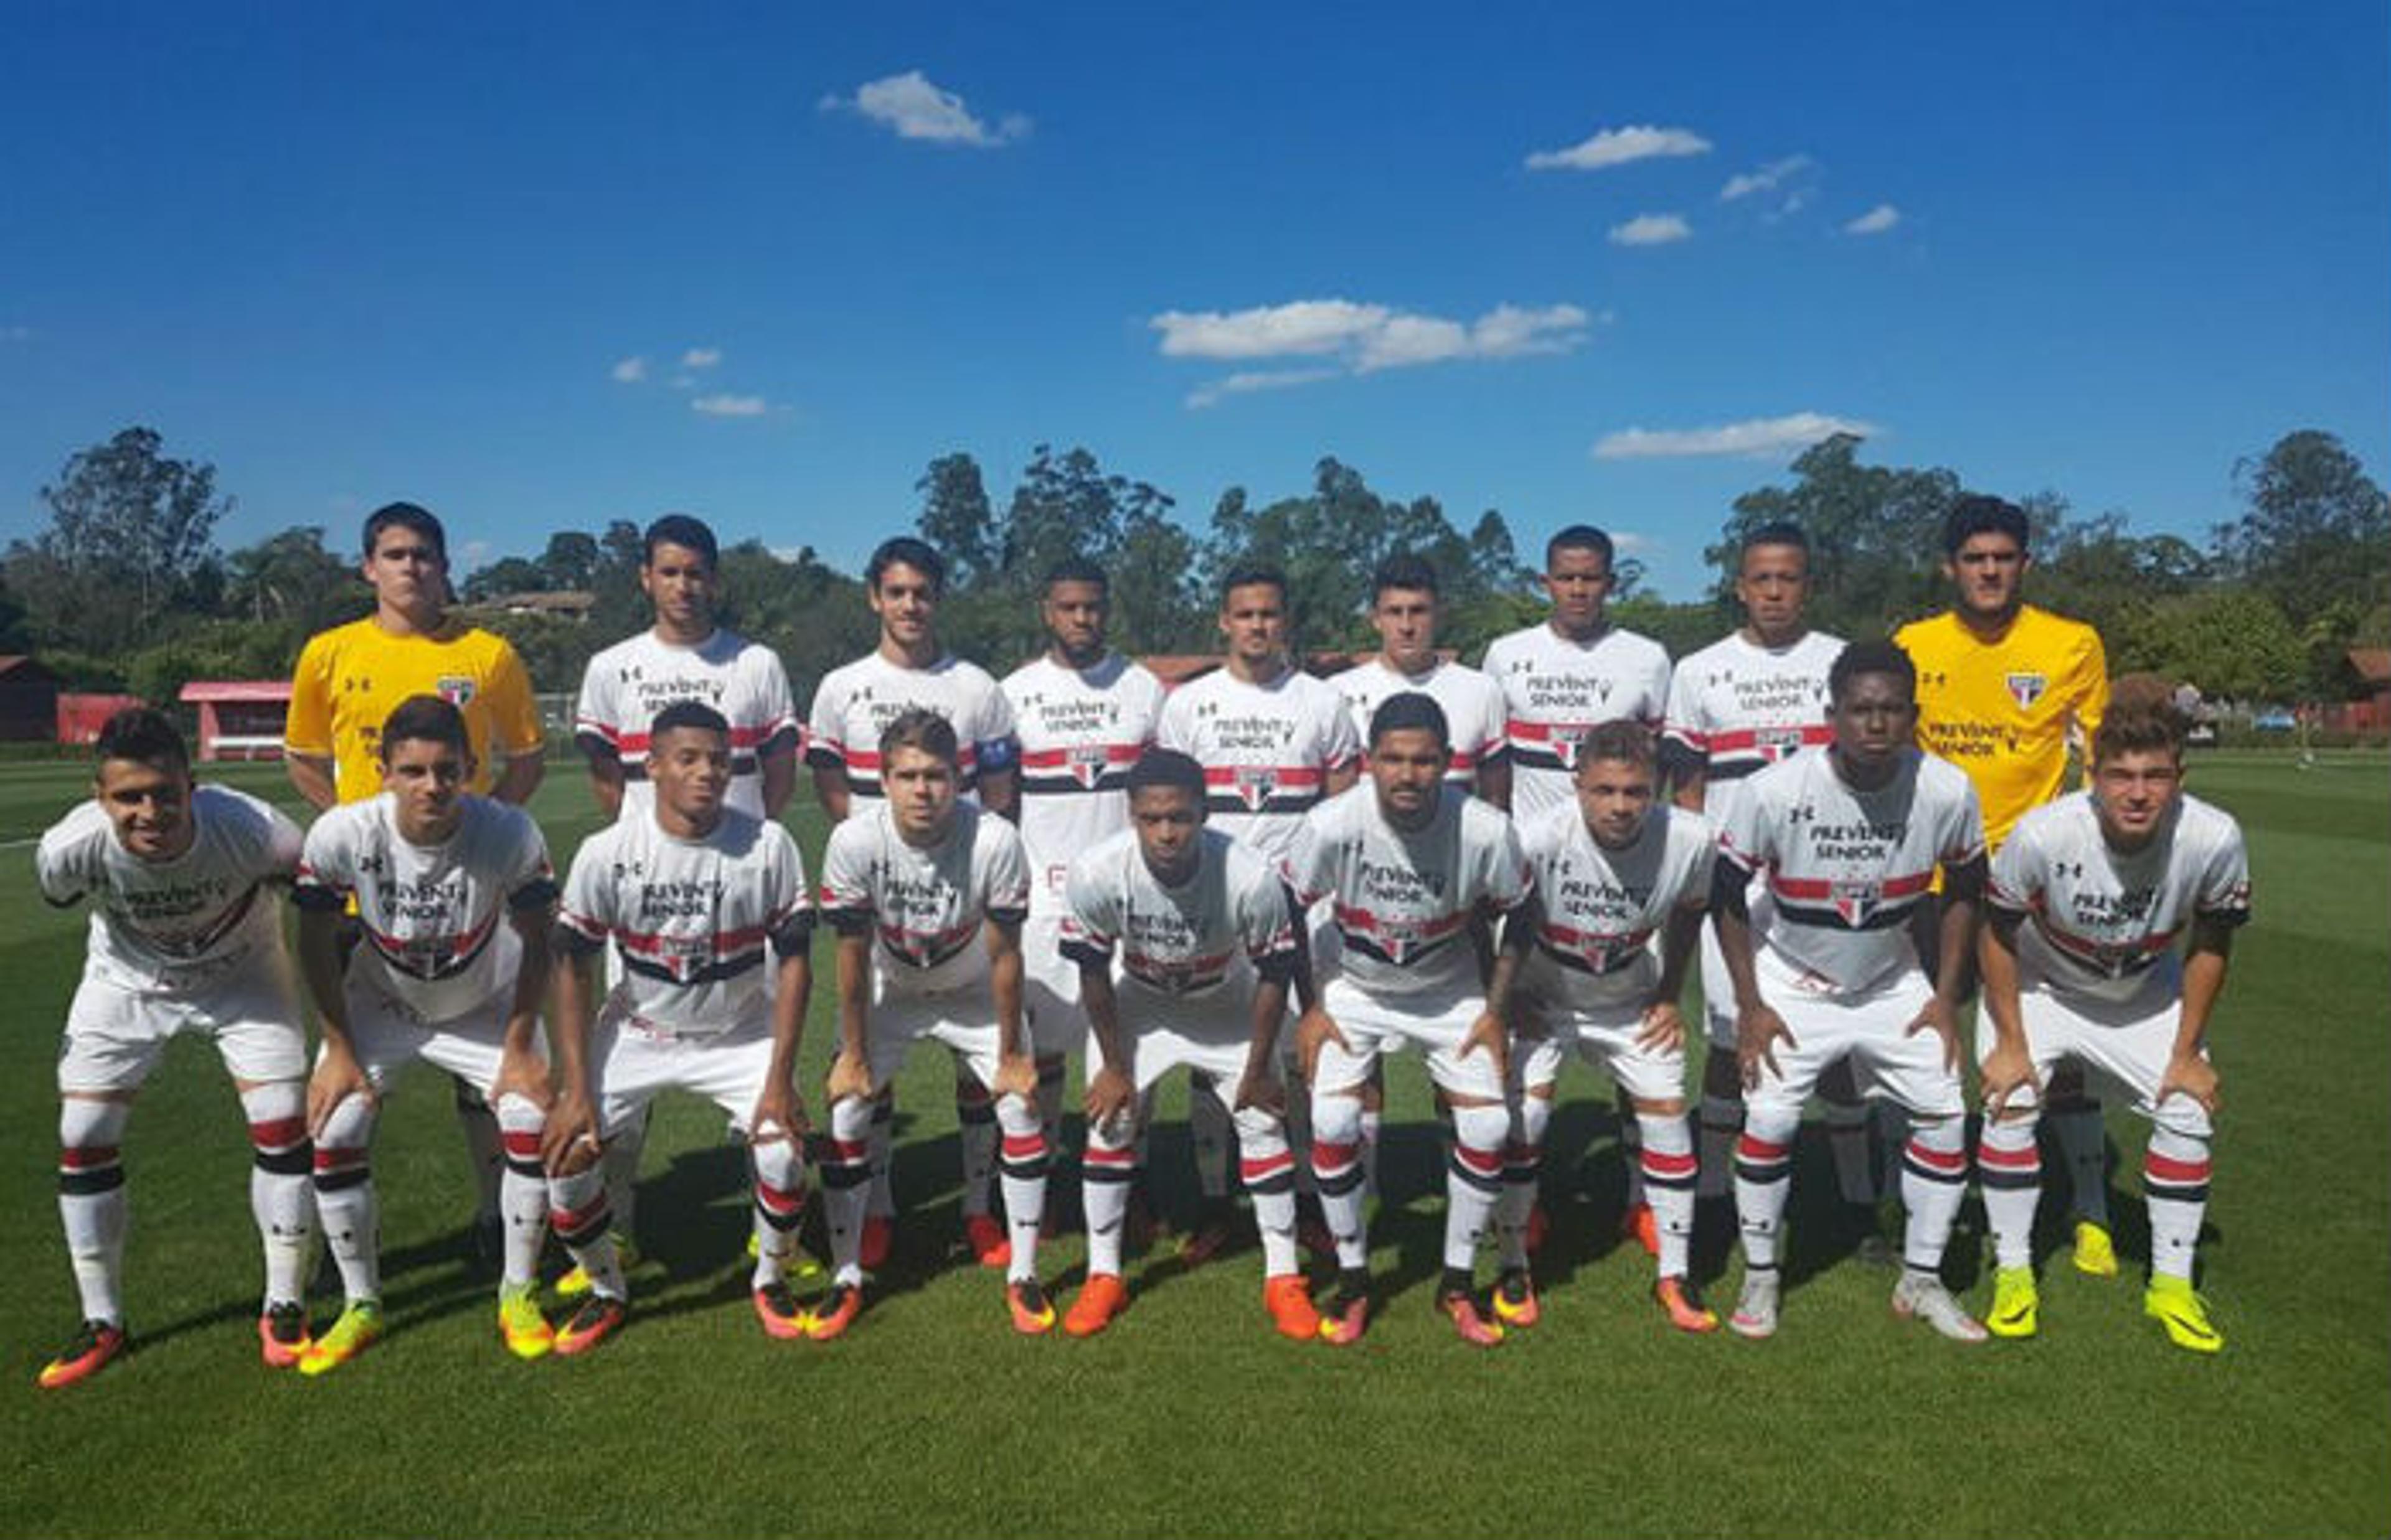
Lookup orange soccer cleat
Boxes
[1063,1274,1129,1338]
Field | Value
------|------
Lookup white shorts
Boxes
[865,995,1011,1096]
[1979,985,2214,1138]
[58,969,308,1094]
[1021,913,1083,1058]
[1745,949,1963,1121]
[1090,984,1265,1098]
[1310,975,1504,1102]
[588,1010,779,1140]
[342,982,544,1104]
[1515,1002,1686,1104]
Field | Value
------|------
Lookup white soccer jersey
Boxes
[557,808,813,1038]
[1285,783,1531,1002]
[819,801,1031,1002]
[1989,791,2251,1008]
[575,627,799,822]
[1004,652,1167,914]
[1662,631,1844,819]
[1482,622,1674,822]
[1155,665,1361,868]
[806,650,1018,807]
[38,785,303,992]
[295,795,557,1025]
[1518,801,1715,1014]
[1718,747,1985,995]
[1059,827,1298,1002]
[1336,657,1510,786]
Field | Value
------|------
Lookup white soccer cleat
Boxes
[1892,1271,1988,1343]
[1728,1270,1779,1340]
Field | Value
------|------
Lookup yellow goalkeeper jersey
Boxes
[284,617,544,802]
[1893,604,2107,852]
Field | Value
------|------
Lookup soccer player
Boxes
[1337,554,1511,805]
[34,709,316,1387]
[1156,563,1361,1260]
[1664,524,1884,1255]
[813,710,1050,1336]
[1895,494,2115,1273]
[1288,693,1532,1348]
[562,512,801,1295]
[293,696,560,1372]
[1715,640,1990,1343]
[284,500,547,1262]
[1002,558,1166,1207]
[808,536,1021,1268]
[1973,678,2247,1351]
[544,700,817,1351]
[1483,523,1673,1250]
[1055,750,1320,1341]
[1507,721,1718,1333]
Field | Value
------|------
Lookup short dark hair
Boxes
[1219,562,1287,607]
[1547,524,1614,571]
[1371,554,1440,601]
[1943,494,2031,557]
[362,502,446,563]
[867,537,946,595]
[1044,556,1110,594]
[879,707,958,768]
[2092,674,2189,763]
[1369,691,1450,751]
[1575,720,1656,774]
[644,514,719,569]
[1831,639,1918,704]
[1741,522,1809,559]
[651,699,732,741]
[94,708,189,775]
[1125,748,1206,801]
[379,695,469,759]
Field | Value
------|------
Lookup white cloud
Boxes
[1844,203,1902,235]
[1608,213,1691,247]
[1526,124,1710,172]
[610,355,647,383]
[691,393,769,418]
[1158,299,1592,405]
[1152,299,1392,360]
[819,70,1029,147]
[1186,369,1341,409]
[1720,154,1814,201]
[681,346,722,369]
[1592,411,1877,460]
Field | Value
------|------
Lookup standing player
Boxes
[1156,564,1361,1259]
[544,701,817,1351]
[1483,523,1673,1249]
[1055,750,1321,1341]
[1507,722,1719,1333]
[1288,694,1532,1347]
[1002,558,1166,1209]
[283,500,547,1261]
[1715,641,1989,1343]
[1336,555,1511,805]
[812,711,1050,1336]
[563,512,800,1295]
[808,536,1021,1267]
[293,697,560,1372]
[1974,679,2247,1351]
[34,710,316,1387]
[1664,525,1884,1254]
[1895,494,2114,1273]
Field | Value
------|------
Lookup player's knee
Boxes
[311,1094,377,1191]
[1309,1089,1365,1147]
[751,1138,808,1228]
[1449,1099,1507,1154]
[1230,1102,1287,1153]
[57,1096,131,1193]
[240,1081,309,1175]
[1740,1104,1801,1152]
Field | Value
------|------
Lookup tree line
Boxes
[4,425,2384,711]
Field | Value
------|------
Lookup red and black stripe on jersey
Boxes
[1532,916,1655,976]
[610,916,799,986]
[1331,901,1471,969]
[1120,946,1236,995]
[359,908,502,982]
[1765,871,1936,932]
[1673,723,1834,784]
[1018,742,1144,798]
[871,916,983,972]
[130,880,268,957]
[1199,764,1326,819]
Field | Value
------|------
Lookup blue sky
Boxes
[2,2,2385,600]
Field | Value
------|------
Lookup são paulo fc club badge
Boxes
[1554,726,1590,771]
[1832,879,1881,926]
[2005,672,2048,709]
[1233,766,1277,810]
[1067,744,1108,791]
[436,675,478,708]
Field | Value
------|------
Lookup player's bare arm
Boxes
[812,762,853,825]
[1460,904,1522,1085]
[1474,754,1512,812]
[541,945,603,1176]
[1323,760,1359,799]
[1975,909,2039,1119]
[1639,899,1705,1053]
[981,763,1021,822]
[760,744,798,820]
[583,743,627,820]
[826,931,874,1104]
[1235,974,1291,1117]
[1712,861,1793,1084]
[1910,855,1986,1074]
[490,906,555,1109]
[1079,964,1136,1130]
[296,906,374,1135]
[492,744,547,806]
[987,917,1037,1099]
[2162,916,2235,1115]
[286,753,339,812]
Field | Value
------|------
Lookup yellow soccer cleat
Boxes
[258,1302,311,1369]
[497,1285,554,1361]
[1006,1278,1057,1336]
[2144,1277,2224,1355]
[1492,1267,1541,1329]
[298,1301,385,1378]
[2072,1219,2119,1279]
[1986,1265,2039,1340]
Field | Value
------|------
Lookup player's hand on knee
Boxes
[1233,1061,1285,1118]
[541,1093,602,1175]
[306,1046,374,1140]
[1979,1041,2039,1120]
[1635,1000,1686,1054]
[1296,1007,1348,1083]
[2159,1052,2220,1115]
[824,1049,873,1106]
[1460,1010,1510,1084]
[993,1049,1039,1101]
[491,1045,554,1110]
[750,1078,805,1143]
[1904,996,1963,1074]
[1737,1005,1793,1087]
[1085,1063,1136,1128]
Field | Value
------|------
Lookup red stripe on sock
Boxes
[248,1117,306,1150]
[1452,1143,1503,1176]
[1084,1146,1136,1168]
[1642,1149,1699,1179]
[552,1200,607,1232]
[1240,1151,1295,1182]
[1737,1135,1790,1162]
[828,1138,871,1162]
[313,1147,367,1172]
[757,1182,805,1216]
[2144,1150,2212,1184]
[1976,1142,2040,1171]
[59,1145,120,1170]
[1905,1140,1969,1175]
[1000,1133,1047,1160]
[501,1132,543,1159]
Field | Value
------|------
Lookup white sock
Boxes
[1977,1114,2043,1270]
[1235,1106,1298,1279]
[996,1095,1048,1282]
[1638,1112,1698,1280]
[1310,1092,1368,1270]
[312,1092,382,1304]
[490,1093,548,1290]
[2144,1126,2212,1282]
[1733,1108,1798,1272]
[1898,1115,1969,1272]
[1445,1102,1508,1275]
[58,1097,131,1325]
[239,1082,313,1307]
[750,1137,807,1289]
[1082,1127,1135,1279]
[1496,1089,1555,1270]
[549,1163,624,1300]
[824,1099,875,1287]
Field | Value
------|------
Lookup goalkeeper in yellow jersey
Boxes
[1896,494,2116,1276]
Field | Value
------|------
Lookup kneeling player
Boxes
[295,697,561,1371]
[816,709,1050,1336]
[1974,678,2247,1351]
[1509,721,1718,1333]
[1290,693,1532,1347]
[1715,641,1990,1343]
[545,700,817,1351]
[35,709,316,1387]
[1057,750,1319,1340]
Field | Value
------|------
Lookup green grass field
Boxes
[2,751,2386,1539]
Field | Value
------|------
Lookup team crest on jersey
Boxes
[437,675,478,708]
[1067,744,1109,790]
[1553,728,1588,771]
[1233,766,1277,810]
[1831,879,1882,926]
[2006,672,2048,709]
[1757,726,1804,757]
